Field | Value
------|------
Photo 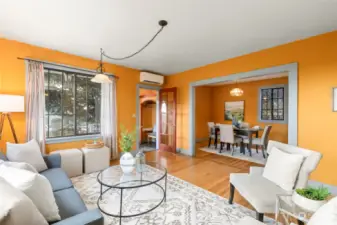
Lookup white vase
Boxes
[120,152,135,174]
[292,191,327,212]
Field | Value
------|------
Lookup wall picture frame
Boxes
[333,88,337,112]
[224,101,244,121]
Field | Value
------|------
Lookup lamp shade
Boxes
[0,94,24,112]
[91,74,112,84]
[230,88,244,97]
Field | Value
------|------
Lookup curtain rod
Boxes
[17,57,119,79]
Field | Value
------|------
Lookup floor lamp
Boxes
[0,94,24,143]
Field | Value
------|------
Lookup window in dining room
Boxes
[259,85,288,122]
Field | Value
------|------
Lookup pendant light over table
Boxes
[230,80,244,97]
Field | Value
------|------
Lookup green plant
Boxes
[296,186,330,201]
[119,125,136,153]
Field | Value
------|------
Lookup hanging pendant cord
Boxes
[101,20,168,61]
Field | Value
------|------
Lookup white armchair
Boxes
[237,196,337,225]
[229,141,322,222]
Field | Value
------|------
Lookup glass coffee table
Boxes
[275,194,314,225]
[97,162,167,225]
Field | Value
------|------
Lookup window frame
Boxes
[258,84,288,124]
[44,64,102,144]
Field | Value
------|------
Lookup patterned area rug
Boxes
[200,145,267,165]
[71,166,274,225]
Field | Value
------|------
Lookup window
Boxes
[260,86,285,121]
[44,69,101,138]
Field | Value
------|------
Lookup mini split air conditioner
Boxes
[140,72,164,85]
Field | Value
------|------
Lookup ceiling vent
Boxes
[140,72,164,85]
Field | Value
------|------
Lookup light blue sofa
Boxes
[0,152,104,225]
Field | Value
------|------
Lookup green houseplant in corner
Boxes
[292,186,331,212]
[119,125,136,174]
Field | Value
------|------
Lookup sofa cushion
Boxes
[40,168,73,192]
[6,139,48,172]
[0,177,48,225]
[230,173,291,213]
[53,188,87,220]
[0,165,61,222]
[0,160,38,173]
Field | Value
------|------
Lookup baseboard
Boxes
[177,148,192,156]
[308,180,337,195]
[195,137,209,143]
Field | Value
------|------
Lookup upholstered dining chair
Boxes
[243,125,272,158]
[229,141,322,222]
[240,122,250,128]
[219,124,242,154]
[207,122,215,147]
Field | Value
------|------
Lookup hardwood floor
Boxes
[113,147,261,210]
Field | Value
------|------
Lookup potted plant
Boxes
[292,186,330,212]
[119,125,136,174]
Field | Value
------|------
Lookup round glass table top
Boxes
[97,162,167,189]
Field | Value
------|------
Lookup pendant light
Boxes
[92,20,168,83]
[91,48,112,83]
[230,80,244,96]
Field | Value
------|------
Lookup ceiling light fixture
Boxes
[230,81,244,96]
[92,20,168,83]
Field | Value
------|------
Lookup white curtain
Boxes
[101,78,118,159]
[25,61,46,153]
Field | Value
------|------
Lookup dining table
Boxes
[213,125,264,156]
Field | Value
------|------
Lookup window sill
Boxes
[258,119,288,124]
[46,134,101,144]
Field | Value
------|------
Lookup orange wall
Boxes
[0,38,139,153]
[165,31,337,185]
[195,86,212,140]
[210,77,288,143]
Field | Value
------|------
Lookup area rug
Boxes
[71,166,274,225]
[200,145,266,165]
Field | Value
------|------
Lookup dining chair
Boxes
[207,122,215,148]
[240,122,250,128]
[219,124,243,155]
[243,125,272,158]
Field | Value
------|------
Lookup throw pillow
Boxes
[0,165,61,222]
[6,139,47,172]
[0,159,38,173]
[0,177,48,225]
[308,197,337,225]
[262,147,304,191]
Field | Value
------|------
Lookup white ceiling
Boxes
[1,1,337,75]
[204,72,288,86]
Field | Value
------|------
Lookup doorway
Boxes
[137,86,159,152]
[136,84,178,153]
[189,63,298,157]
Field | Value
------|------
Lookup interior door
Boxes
[159,87,177,153]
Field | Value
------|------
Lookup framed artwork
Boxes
[333,88,337,112]
[225,101,244,121]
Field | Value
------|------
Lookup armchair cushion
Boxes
[249,166,264,175]
[263,147,304,191]
[308,197,337,225]
[267,141,322,189]
[230,173,291,213]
